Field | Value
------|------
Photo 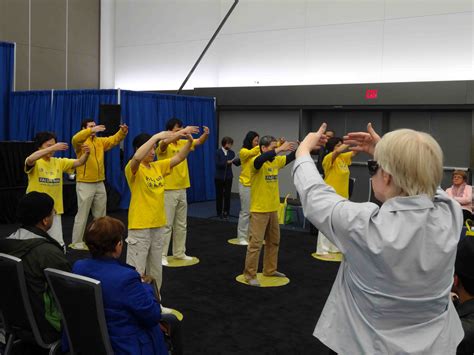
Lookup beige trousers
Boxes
[316,232,340,254]
[162,189,188,258]
[71,182,107,244]
[126,227,165,291]
[243,211,280,280]
[48,214,64,246]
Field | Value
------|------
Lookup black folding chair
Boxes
[44,268,113,355]
[0,253,60,355]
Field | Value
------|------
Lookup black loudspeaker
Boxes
[99,104,121,137]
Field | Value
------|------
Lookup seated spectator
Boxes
[446,170,473,223]
[74,216,181,355]
[0,192,70,343]
[452,237,474,354]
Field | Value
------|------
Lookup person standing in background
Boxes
[315,129,335,177]
[25,131,90,246]
[158,118,209,265]
[236,131,260,245]
[70,119,128,250]
[215,136,238,219]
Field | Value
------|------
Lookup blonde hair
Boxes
[374,129,443,198]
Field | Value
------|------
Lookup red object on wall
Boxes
[365,89,378,99]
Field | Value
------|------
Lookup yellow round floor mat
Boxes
[311,252,343,262]
[227,238,265,246]
[164,256,200,267]
[236,273,290,287]
[168,308,183,321]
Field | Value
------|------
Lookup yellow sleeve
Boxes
[322,152,333,175]
[125,160,136,184]
[341,152,353,165]
[240,146,260,162]
[72,128,93,152]
[101,129,127,152]
[24,158,34,174]
[59,158,76,174]
[157,159,171,177]
[277,156,287,169]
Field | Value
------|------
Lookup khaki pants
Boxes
[237,183,250,240]
[126,227,165,291]
[162,189,188,258]
[71,182,107,244]
[48,214,64,246]
[243,211,280,280]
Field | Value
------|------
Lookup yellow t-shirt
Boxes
[157,139,195,190]
[25,157,75,215]
[323,151,352,199]
[249,155,287,213]
[125,159,171,229]
[238,146,261,186]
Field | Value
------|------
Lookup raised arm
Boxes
[102,124,128,151]
[254,141,296,169]
[343,122,381,157]
[158,126,200,152]
[194,126,209,146]
[25,143,69,167]
[169,134,193,168]
[72,125,106,150]
[130,131,175,175]
[72,145,90,168]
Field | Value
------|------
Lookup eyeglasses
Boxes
[367,160,379,176]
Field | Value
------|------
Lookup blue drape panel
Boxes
[0,42,15,140]
[120,90,216,209]
[9,91,53,141]
[51,90,120,193]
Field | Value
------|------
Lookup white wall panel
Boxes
[385,0,472,19]
[216,28,305,87]
[382,13,473,82]
[304,21,384,84]
[305,0,384,27]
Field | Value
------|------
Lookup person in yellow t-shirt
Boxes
[157,118,209,265]
[125,126,198,304]
[242,136,297,287]
[236,131,260,245]
[316,136,357,258]
[70,118,128,250]
[25,131,90,246]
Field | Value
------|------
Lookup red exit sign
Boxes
[365,89,378,100]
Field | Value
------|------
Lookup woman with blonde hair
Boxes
[446,169,472,223]
[293,123,463,353]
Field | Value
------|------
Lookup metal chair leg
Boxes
[4,333,14,355]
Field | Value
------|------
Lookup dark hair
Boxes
[221,136,233,146]
[33,131,57,150]
[166,118,183,131]
[17,192,54,226]
[456,238,474,295]
[242,131,259,150]
[132,133,152,152]
[326,137,343,153]
[259,135,276,150]
[81,118,95,129]
[84,217,125,258]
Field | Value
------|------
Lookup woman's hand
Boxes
[296,123,328,158]
[343,123,381,156]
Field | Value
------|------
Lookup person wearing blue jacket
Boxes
[73,216,168,355]
[215,136,239,219]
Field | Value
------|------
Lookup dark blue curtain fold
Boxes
[51,90,120,193]
[0,42,15,140]
[120,90,216,209]
[9,91,53,141]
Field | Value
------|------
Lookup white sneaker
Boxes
[175,255,193,261]
[69,242,88,250]
[161,305,173,314]
[162,258,169,266]
[238,239,248,245]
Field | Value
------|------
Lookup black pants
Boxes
[161,313,183,355]
[215,178,233,215]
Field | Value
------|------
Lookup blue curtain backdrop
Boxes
[9,91,53,141]
[0,42,15,140]
[51,90,120,192]
[120,90,216,209]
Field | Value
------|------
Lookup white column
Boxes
[100,0,115,89]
